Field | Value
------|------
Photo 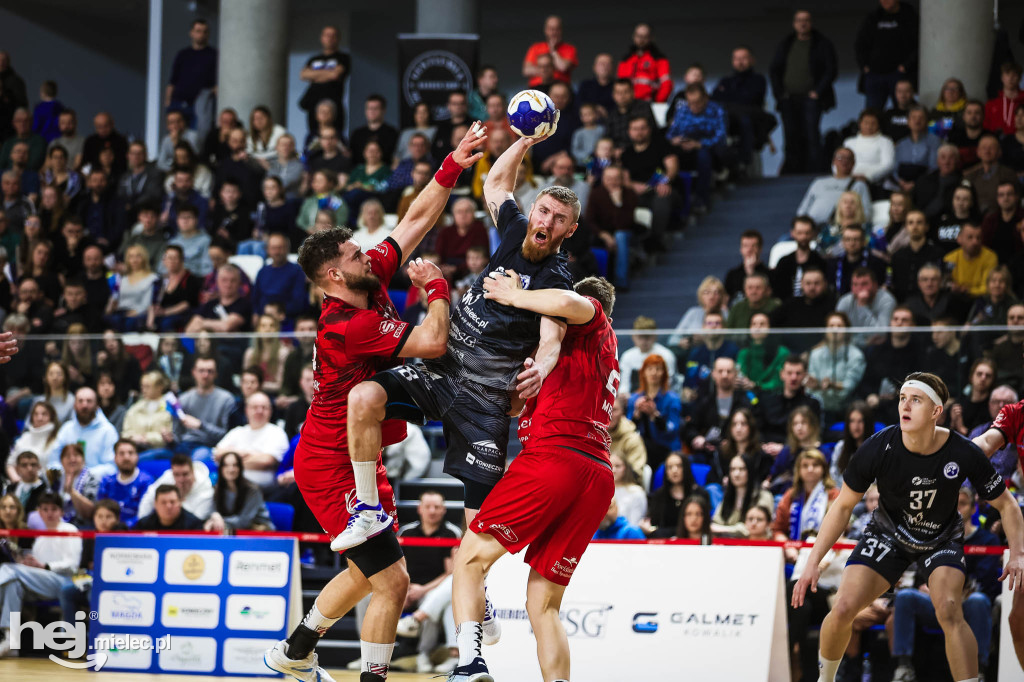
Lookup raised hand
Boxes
[452,121,488,169]
[407,257,444,289]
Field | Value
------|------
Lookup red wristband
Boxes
[434,153,462,188]
[425,277,451,305]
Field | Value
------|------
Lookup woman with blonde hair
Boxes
[243,314,290,394]
[121,371,174,453]
[930,77,967,137]
[264,133,304,199]
[247,105,286,161]
[350,198,391,250]
[668,275,729,348]
[772,448,839,563]
[820,190,869,255]
[106,244,158,332]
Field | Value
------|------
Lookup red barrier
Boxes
[0,527,1010,555]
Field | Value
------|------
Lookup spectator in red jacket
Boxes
[617,23,672,103]
[522,15,578,87]
[984,62,1023,136]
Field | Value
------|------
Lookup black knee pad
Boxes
[367,370,426,424]
[344,528,404,579]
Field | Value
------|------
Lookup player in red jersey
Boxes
[973,394,1024,671]
[264,124,487,682]
[446,274,619,682]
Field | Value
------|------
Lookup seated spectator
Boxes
[49,387,118,475]
[923,319,971,400]
[1,170,33,235]
[245,106,286,162]
[724,229,771,304]
[711,453,774,537]
[281,363,314,440]
[548,151,590,213]
[59,324,94,389]
[431,91,471,162]
[859,307,922,422]
[162,143,214,199]
[349,94,399,164]
[913,143,962,220]
[944,221,996,298]
[307,126,351,189]
[966,385,1020,479]
[250,177,301,254]
[147,245,201,332]
[807,312,866,420]
[204,451,273,532]
[48,443,98,527]
[736,312,788,393]
[570,103,605,168]
[990,303,1024,390]
[888,487,1000,682]
[166,204,212,276]
[243,315,290,394]
[253,234,307,319]
[532,83,578,173]
[950,358,996,436]
[105,244,158,332]
[767,405,823,492]
[829,401,873,487]
[43,144,82,204]
[981,181,1024,260]
[842,108,895,189]
[889,209,944,300]
[584,164,640,290]
[95,372,127,433]
[120,204,168,271]
[47,109,84,168]
[95,330,143,403]
[297,169,348,233]
[835,267,896,346]
[929,77,967,139]
[577,53,615,116]
[0,493,30,562]
[233,367,265,425]
[216,127,266,210]
[744,505,773,540]
[350,198,391,250]
[609,394,647,479]
[681,311,739,397]
[263,133,304,200]
[666,82,730,211]
[904,263,968,325]
[341,140,389,218]
[120,371,174,453]
[891,105,939,192]
[620,115,679,250]
[185,264,253,371]
[593,496,646,540]
[214,392,289,489]
[771,267,835,353]
[619,315,677,395]
[627,355,681,468]
[880,78,917,142]
[966,265,1017,351]
[39,361,74,425]
[170,356,236,460]
[611,452,647,526]
[821,192,872,259]
[932,180,983,255]
[198,240,251,305]
[435,198,488,279]
[1,107,46,171]
[963,135,1017,215]
[686,357,753,462]
[617,23,672,103]
[208,179,253,248]
[137,453,213,521]
[726,272,780,330]
[675,495,712,542]
[0,491,82,654]
[480,92,511,138]
[771,448,839,555]
[135,484,204,531]
[1002,107,1024,173]
[160,167,208,231]
[156,110,199,172]
[606,78,655,150]
[668,275,729,349]
[711,407,769,486]
[984,61,1023,135]
[4,451,48,514]
[95,440,153,527]
[10,402,59,475]
[396,102,437,161]
[26,240,62,306]
[758,355,824,447]
[771,216,827,300]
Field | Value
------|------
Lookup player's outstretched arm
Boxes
[389,123,488,262]
[973,427,1008,458]
[791,484,863,608]
[482,117,557,224]
[482,268,595,325]
[0,331,17,364]
[398,258,451,359]
[990,489,1024,590]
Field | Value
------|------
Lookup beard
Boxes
[343,270,381,293]
[520,227,562,263]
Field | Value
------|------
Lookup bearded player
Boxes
[793,373,1024,682]
[263,125,487,682]
[446,273,619,682]
[973,383,1024,671]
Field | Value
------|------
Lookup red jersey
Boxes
[517,297,620,463]
[301,237,412,451]
[992,399,1024,466]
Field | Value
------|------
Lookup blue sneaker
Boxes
[330,498,392,551]
[446,657,494,682]
[263,640,336,682]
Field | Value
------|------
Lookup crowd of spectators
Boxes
[1,3,1024,677]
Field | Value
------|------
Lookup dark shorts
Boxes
[846,524,966,588]
[371,364,512,488]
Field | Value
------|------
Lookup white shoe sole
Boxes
[329,521,389,551]
[482,620,501,646]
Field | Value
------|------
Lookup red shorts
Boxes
[470,446,614,586]
[293,438,397,544]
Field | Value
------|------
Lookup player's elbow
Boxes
[419,334,448,359]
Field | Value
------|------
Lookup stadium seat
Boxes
[388,289,407,313]
[229,254,266,283]
[769,240,797,268]
[590,247,609,277]
[634,207,653,229]
[870,199,890,229]
[691,463,710,486]
[265,501,294,531]
[652,463,664,490]
[138,458,172,479]
[651,102,669,128]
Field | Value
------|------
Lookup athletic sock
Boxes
[352,461,379,506]
[456,621,482,666]
[817,655,840,682]
[360,640,394,679]
[303,600,340,634]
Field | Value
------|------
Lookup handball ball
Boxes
[507,89,558,139]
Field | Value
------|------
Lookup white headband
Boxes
[901,380,942,407]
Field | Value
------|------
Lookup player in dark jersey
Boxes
[340,128,575,544]
[972,393,1024,671]
[264,125,487,682]
[445,274,618,682]
[793,373,1024,682]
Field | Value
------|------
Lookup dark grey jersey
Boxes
[426,199,572,390]
[844,426,1006,553]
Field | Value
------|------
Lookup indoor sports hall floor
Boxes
[2,659,437,680]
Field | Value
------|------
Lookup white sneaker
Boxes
[434,656,459,673]
[891,664,918,682]
[263,640,336,682]
[415,652,433,673]
[0,638,10,658]
[330,500,392,551]
[397,614,422,638]
[482,592,500,645]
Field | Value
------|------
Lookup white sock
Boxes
[817,655,840,682]
[360,640,394,678]
[456,621,482,666]
[302,601,340,635]
[352,461,379,506]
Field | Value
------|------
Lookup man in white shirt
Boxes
[795,147,872,229]
[619,315,677,395]
[0,492,82,657]
[214,392,289,488]
[136,453,214,521]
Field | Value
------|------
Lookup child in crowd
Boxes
[586,136,615,184]
[32,80,63,142]
[571,103,606,168]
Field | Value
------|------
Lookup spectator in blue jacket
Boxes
[96,439,153,527]
[593,497,646,540]
[627,354,682,465]
[667,82,729,210]
[253,234,308,320]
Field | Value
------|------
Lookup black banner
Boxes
[398,34,479,128]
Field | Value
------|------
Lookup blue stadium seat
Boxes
[388,289,407,313]
[691,463,710,486]
[652,463,664,490]
[590,248,609,278]
[265,502,294,531]
[138,458,172,479]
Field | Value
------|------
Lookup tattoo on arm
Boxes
[487,201,499,225]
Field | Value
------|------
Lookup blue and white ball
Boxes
[507,89,558,139]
